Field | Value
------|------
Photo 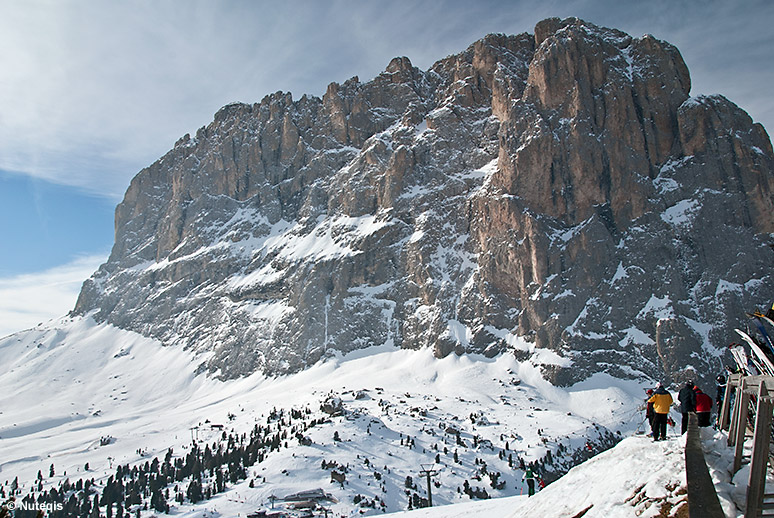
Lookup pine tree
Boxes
[151,488,168,513]
[186,479,202,503]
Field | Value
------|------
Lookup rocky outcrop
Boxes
[75,18,774,386]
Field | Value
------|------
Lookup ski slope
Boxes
[380,430,748,518]
[0,316,749,516]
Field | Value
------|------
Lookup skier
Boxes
[694,385,713,427]
[678,381,696,434]
[645,389,656,437]
[522,468,536,496]
[648,384,673,441]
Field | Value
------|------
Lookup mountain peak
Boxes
[75,21,773,387]
[386,56,413,74]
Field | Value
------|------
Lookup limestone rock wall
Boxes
[75,19,774,386]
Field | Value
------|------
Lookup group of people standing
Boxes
[677,382,714,431]
[644,378,721,441]
[645,384,673,440]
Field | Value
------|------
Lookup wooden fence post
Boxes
[728,377,745,446]
[745,381,774,518]
[719,375,736,431]
[729,377,747,447]
[733,379,751,474]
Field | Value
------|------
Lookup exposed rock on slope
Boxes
[75,18,774,384]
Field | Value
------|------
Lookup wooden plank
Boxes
[720,375,734,431]
[730,377,747,448]
[685,413,725,518]
[734,385,751,473]
[738,375,774,389]
[746,381,774,518]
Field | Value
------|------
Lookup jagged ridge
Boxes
[75,17,774,385]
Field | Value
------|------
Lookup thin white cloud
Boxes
[0,0,771,201]
[0,254,105,338]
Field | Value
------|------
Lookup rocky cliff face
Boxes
[75,18,774,385]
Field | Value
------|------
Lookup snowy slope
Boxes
[1,316,650,516]
[380,431,751,518]
[1,317,762,517]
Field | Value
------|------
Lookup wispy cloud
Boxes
[0,1,771,200]
[0,255,105,338]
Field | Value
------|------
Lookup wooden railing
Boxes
[718,373,774,517]
[685,412,725,517]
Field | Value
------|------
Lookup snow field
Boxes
[381,428,760,518]
[0,317,673,516]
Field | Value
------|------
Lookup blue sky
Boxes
[0,0,772,336]
[0,171,114,275]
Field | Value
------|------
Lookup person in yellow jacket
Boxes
[647,384,673,441]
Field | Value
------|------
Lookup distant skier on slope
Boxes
[522,468,536,496]
[648,384,673,441]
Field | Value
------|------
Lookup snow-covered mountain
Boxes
[2,15,773,518]
[73,17,774,387]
